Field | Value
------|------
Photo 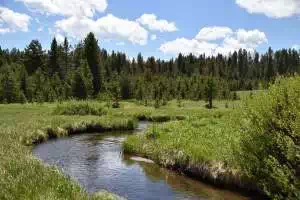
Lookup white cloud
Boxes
[137,13,178,32]
[55,14,148,45]
[37,27,43,32]
[195,26,233,41]
[16,0,108,18]
[0,28,10,34]
[0,6,31,33]
[160,38,218,56]
[151,34,157,41]
[236,0,300,18]
[236,29,268,46]
[116,42,125,46]
[292,45,300,50]
[160,27,267,56]
[55,33,65,43]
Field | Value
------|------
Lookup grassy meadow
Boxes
[0,79,298,200]
[0,97,242,200]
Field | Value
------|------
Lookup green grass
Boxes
[53,100,108,116]
[122,100,261,192]
[0,102,140,200]
[123,108,250,190]
[0,99,241,199]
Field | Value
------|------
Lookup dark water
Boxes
[33,121,248,200]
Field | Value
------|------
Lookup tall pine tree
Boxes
[84,33,102,95]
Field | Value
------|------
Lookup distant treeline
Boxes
[0,32,299,104]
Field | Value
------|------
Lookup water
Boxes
[33,121,249,200]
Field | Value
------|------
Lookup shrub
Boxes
[238,76,300,199]
[53,101,107,116]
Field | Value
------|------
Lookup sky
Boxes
[0,0,300,60]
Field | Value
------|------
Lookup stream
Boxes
[33,121,249,200]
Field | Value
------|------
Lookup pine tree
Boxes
[205,78,216,109]
[84,32,101,95]
[137,53,144,73]
[266,47,274,79]
[2,68,19,103]
[49,37,60,76]
[73,71,88,99]
[63,37,70,77]
[24,40,44,75]
[19,65,28,97]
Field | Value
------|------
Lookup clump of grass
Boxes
[53,101,107,116]
[123,111,259,193]
[91,190,126,200]
[23,116,138,145]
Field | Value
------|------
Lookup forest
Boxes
[0,32,299,105]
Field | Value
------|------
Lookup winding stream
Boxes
[33,121,249,200]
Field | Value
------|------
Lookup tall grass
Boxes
[53,100,108,116]
[123,108,257,192]
[0,99,239,199]
[0,103,138,200]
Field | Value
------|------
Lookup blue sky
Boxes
[0,0,300,59]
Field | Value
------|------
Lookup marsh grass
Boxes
[0,102,140,200]
[123,106,260,193]
[53,100,108,116]
[0,99,241,199]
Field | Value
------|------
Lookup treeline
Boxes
[0,32,299,104]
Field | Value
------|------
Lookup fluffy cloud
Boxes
[195,26,233,41]
[160,27,267,56]
[292,45,300,50]
[160,38,218,56]
[236,29,267,46]
[16,0,107,18]
[55,33,65,43]
[55,14,148,45]
[236,0,300,18]
[0,6,31,34]
[116,42,125,46]
[137,14,178,32]
[151,34,157,41]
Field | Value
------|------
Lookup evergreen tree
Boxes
[24,40,44,75]
[63,37,70,77]
[84,32,101,95]
[49,37,60,76]
[2,67,19,103]
[137,53,144,73]
[205,78,216,109]
[19,65,28,97]
[73,71,87,99]
[266,47,274,79]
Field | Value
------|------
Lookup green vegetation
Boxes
[53,101,107,116]
[1,31,299,199]
[238,76,300,199]
[124,76,300,199]
[123,105,247,190]
[0,102,138,200]
[0,99,235,199]
[1,33,300,105]
[0,76,299,199]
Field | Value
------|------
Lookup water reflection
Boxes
[33,122,248,200]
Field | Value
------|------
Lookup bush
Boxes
[238,76,300,199]
[53,101,107,116]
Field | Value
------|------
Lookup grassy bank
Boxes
[0,102,141,200]
[123,107,257,193]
